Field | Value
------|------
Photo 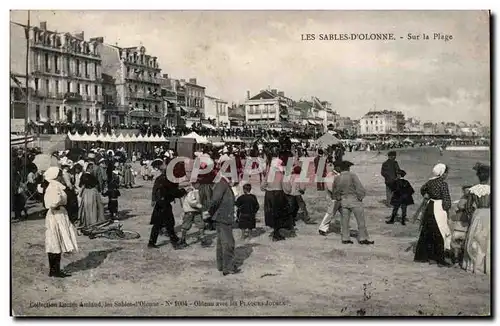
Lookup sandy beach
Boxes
[11,148,491,316]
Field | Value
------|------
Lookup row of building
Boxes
[9,21,230,129]
[10,21,489,138]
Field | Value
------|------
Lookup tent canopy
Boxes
[181,132,209,144]
[315,133,341,148]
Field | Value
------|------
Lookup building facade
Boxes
[359,110,405,135]
[184,78,206,118]
[158,74,179,127]
[244,89,293,125]
[404,117,424,133]
[204,95,229,126]
[96,40,162,125]
[10,21,103,123]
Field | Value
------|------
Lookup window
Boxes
[154,105,158,113]
[54,55,59,71]
[95,64,98,78]
[85,85,89,95]
[46,106,51,120]
[36,105,40,120]
[56,106,60,120]
[94,85,98,95]
[86,108,90,121]
[34,78,39,91]
[67,81,71,92]
[76,59,80,75]
[76,83,81,94]
[85,62,88,76]
[44,53,49,71]
[96,109,99,121]
[135,103,138,108]
[126,67,130,76]
[77,108,82,121]
[45,80,50,93]
[55,80,59,94]
[143,104,146,110]
[66,58,71,74]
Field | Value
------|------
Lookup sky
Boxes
[10,10,490,124]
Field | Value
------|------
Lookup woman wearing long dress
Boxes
[414,163,452,267]
[262,158,291,241]
[78,163,107,228]
[43,167,78,278]
[462,164,490,275]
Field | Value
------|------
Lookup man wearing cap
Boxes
[148,158,187,249]
[209,175,240,276]
[381,151,401,207]
[332,161,374,245]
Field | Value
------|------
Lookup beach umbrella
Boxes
[33,154,59,171]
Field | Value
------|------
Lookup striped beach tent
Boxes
[11,133,34,146]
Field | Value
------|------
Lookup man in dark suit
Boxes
[148,159,187,249]
[209,176,240,276]
[381,151,401,207]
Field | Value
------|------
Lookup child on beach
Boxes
[235,183,260,240]
[179,181,208,247]
[386,170,414,225]
[449,185,473,264]
[104,172,121,219]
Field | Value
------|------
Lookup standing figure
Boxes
[148,159,187,249]
[462,164,490,275]
[314,149,327,191]
[104,173,121,219]
[332,161,374,245]
[381,151,401,207]
[414,163,452,267]
[179,181,208,247]
[318,162,342,236]
[236,183,259,240]
[43,167,78,278]
[78,162,107,228]
[386,170,414,225]
[209,175,240,276]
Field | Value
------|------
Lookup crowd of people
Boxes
[11,132,490,278]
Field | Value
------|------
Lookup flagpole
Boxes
[23,10,30,181]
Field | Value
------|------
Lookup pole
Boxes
[23,10,30,181]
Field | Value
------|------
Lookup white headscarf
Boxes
[44,167,60,181]
[430,163,447,180]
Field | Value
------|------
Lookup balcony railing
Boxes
[64,92,83,102]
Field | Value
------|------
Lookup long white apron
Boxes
[431,199,451,250]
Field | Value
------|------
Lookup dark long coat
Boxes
[389,179,415,206]
[150,173,186,226]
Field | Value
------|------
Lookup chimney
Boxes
[246,90,250,99]
[271,89,277,94]
[189,78,197,85]
[40,22,47,30]
[278,91,284,97]
[163,74,169,79]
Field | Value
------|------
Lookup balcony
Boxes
[33,90,47,98]
[64,92,83,102]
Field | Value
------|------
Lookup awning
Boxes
[129,109,152,118]
[201,123,216,130]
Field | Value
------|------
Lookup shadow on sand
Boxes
[64,247,122,273]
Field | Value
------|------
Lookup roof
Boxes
[185,82,205,89]
[249,90,278,100]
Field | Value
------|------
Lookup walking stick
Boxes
[411,198,429,224]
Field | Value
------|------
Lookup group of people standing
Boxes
[380,151,490,274]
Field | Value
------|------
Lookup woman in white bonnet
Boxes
[43,167,79,278]
[414,163,452,267]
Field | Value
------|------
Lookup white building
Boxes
[204,95,229,126]
[244,89,293,125]
[359,110,399,135]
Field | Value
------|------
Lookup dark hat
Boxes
[473,162,489,171]
[388,151,397,157]
[339,160,354,171]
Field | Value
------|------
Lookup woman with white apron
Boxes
[414,163,453,267]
